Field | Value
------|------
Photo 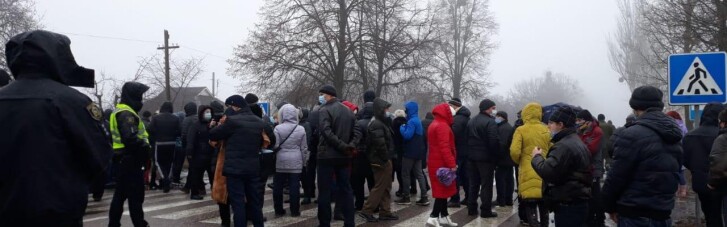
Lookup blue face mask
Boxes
[318,95,325,105]
[495,117,503,124]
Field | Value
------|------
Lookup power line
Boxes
[62,31,228,60]
[62,32,158,44]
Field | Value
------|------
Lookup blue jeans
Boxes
[227,176,263,227]
[554,202,588,227]
[618,216,671,227]
[317,163,355,227]
[274,172,301,214]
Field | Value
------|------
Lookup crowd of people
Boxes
[5,30,727,227]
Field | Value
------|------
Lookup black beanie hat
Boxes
[598,114,605,121]
[363,90,376,103]
[630,86,664,111]
[549,106,577,128]
[319,85,337,97]
[448,98,463,107]
[225,95,247,108]
[496,111,509,120]
[479,99,496,112]
[245,93,259,104]
[576,109,594,122]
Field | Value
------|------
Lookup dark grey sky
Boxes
[36,0,633,125]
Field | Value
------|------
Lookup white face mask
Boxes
[491,109,498,116]
[203,112,212,121]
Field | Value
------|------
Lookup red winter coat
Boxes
[427,103,458,199]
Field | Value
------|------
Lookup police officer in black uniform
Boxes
[108,82,152,227]
[0,30,112,226]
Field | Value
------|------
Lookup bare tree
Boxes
[355,0,436,97]
[139,54,205,101]
[0,0,42,70]
[230,0,363,100]
[428,0,498,100]
[507,71,582,111]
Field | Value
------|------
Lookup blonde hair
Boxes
[394,109,406,118]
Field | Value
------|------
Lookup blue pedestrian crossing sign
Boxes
[258,102,270,116]
[669,52,727,105]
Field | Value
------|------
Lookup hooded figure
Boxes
[683,103,724,226]
[181,102,198,156]
[210,101,225,121]
[510,103,552,198]
[148,101,181,192]
[272,104,309,216]
[0,30,112,226]
[186,105,215,199]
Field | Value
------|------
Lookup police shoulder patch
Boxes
[86,103,102,121]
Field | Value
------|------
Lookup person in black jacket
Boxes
[602,86,682,226]
[358,98,400,222]
[303,102,322,205]
[186,105,215,200]
[532,106,592,227]
[352,102,375,211]
[0,30,112,226]
[448,98,471,207]
[316,85,361,227]
[180,102,198,192]
[392,110,408,197]
[465,99,500,218]
[494,111,515,207]
[148,101,181,193]
[209,95,267,227]
[684,102,724,226]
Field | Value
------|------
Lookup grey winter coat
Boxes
[274,104,309,173]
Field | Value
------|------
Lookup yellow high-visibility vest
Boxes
[110,103,149,149]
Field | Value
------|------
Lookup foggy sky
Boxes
[35,0,633,125]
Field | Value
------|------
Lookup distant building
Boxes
[141,87,222,114]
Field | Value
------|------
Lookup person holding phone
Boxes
[531,106,592,227]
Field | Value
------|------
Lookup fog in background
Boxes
[35,0,634,125]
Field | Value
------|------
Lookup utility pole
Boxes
[157,30,179,101]
[212,72,215,97]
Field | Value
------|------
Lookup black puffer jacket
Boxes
[186,105,214,159]
[467,112,501,162]
[452,106,471,161]
[209,105,267,177]
[180,102,198,147]
[317,98,360,164]
[532,129,592,203]
[602,109,683,220]
[709,128,727,194]
[356,103,374,156]
[149,102,181,143]
[367,99,395,166]
[684,103,723,194]
[497,119,515,166]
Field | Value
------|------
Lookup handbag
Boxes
[273,126,298,153]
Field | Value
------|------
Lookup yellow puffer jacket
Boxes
[510,103,552,199]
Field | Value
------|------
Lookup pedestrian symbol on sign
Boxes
[673,57,723,96]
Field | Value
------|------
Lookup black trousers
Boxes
[351,163,374,210]
[155,144,176,189]
[90,167,107,199]
[467,160,496,213]
[430,198,450,218]
[495,165,515,205]
[393,157,404,193]
[303,152,318,198]
[523,199,549,227]
[698,190,725,227]
[189,157,213,196]
[109,165,147,227]
[586,178,605,227]
[172,145,185,183]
